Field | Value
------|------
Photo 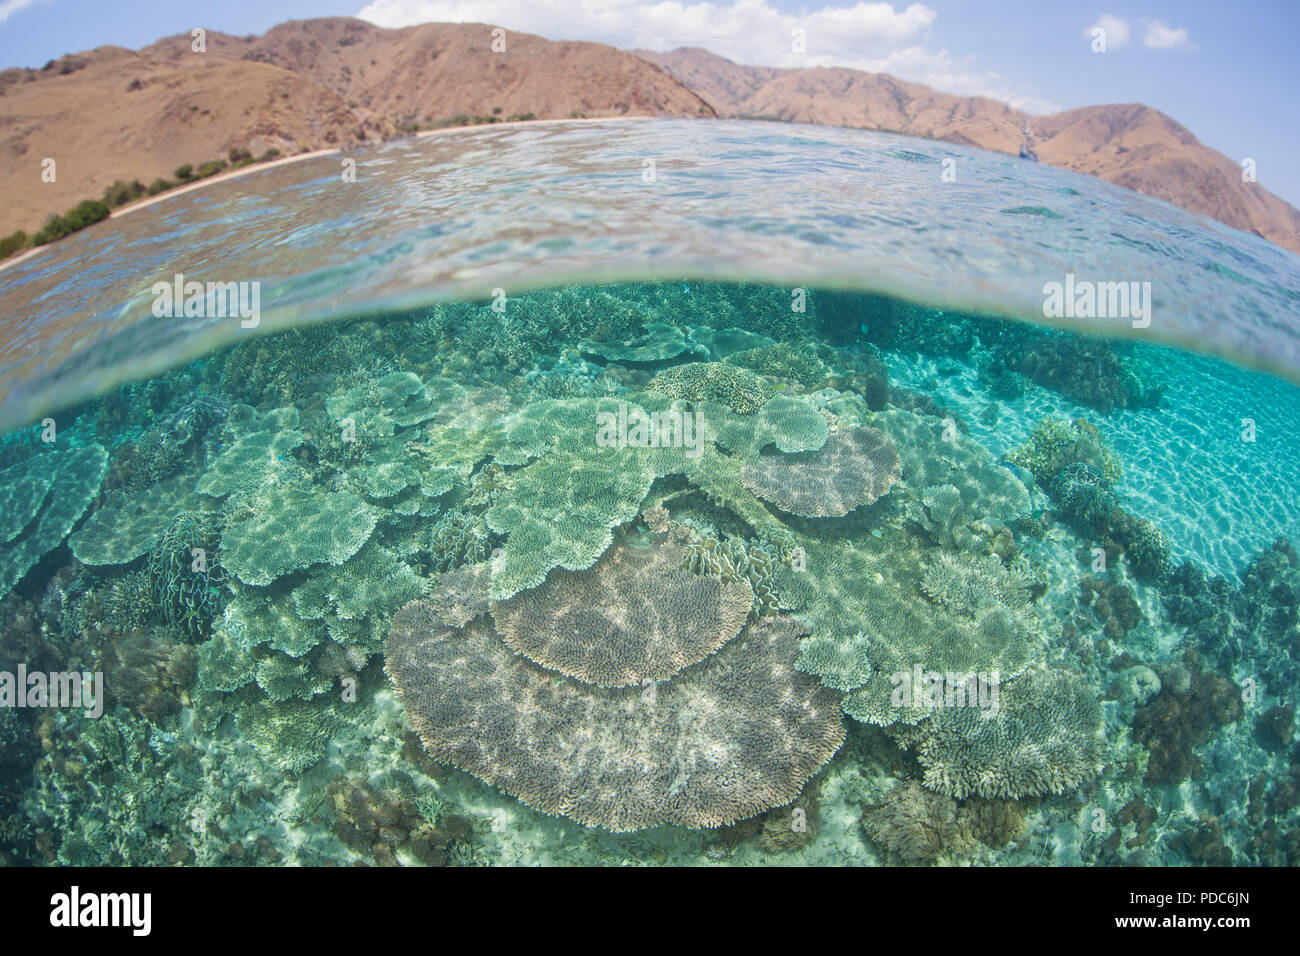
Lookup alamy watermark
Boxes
[151,272,260,328]
[596,402,706,459]
[891,666,1001,717]
[1042,273,1151,329]
[1,664,104,718]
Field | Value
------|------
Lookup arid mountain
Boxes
[0,39,382,237]
[2,21,1296,258]
[639,47,1300,255]
[0,19,712,237]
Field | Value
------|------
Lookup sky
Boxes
[2,0,1297,205]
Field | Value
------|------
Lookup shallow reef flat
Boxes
[0,281,1297,867]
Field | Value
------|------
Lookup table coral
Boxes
[491,534,753,686]
[740,425,900,518]
[387,606,844,831]
[220,483,377,586]
[0,443,107,601]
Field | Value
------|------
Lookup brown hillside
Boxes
[640,47,1300,254]
[0,19,712,237]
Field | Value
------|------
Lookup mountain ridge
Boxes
[1,19,1295,257]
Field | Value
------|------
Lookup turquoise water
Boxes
[0,119,1298,866]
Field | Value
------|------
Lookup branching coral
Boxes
[893,668,1103,799]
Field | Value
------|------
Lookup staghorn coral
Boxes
[894,668,1103,800]
[647,361,774,414]
[740,425,900,518]
[387,607,845,831]
[490,534,753,687]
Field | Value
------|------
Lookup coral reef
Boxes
[1132,654,1242,784]
[893,668,1103,799]
[0,443,107,601]
[739,425,900,518]
[387,606,844,831]
[490,534,753,687]
[647,361,774,414]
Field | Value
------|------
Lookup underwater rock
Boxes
[739,425,900,518]
[387,606,844,831]
[491,535,753,687]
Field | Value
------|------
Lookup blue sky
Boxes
[3,0,1296,205]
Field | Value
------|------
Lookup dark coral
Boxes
[988,332,1163,413]
[325,776,472,866]
[1133,654,1242,785]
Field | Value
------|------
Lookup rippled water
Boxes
[2,119,1299,868]
[1,118,1298,432]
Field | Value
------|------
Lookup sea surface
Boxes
[0,119,1297,867]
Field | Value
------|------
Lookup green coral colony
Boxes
[0,281,1294,866]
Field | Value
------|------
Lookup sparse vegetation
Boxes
[2,148,288,261]
[32,199,109,245]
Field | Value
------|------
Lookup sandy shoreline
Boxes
[0,117,648,276]
[107,147,343,220]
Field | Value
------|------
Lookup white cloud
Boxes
[1142,18,1193,51]
[1083,13,1129,49]
[357,0,1057,111]
[0,0,42,25]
